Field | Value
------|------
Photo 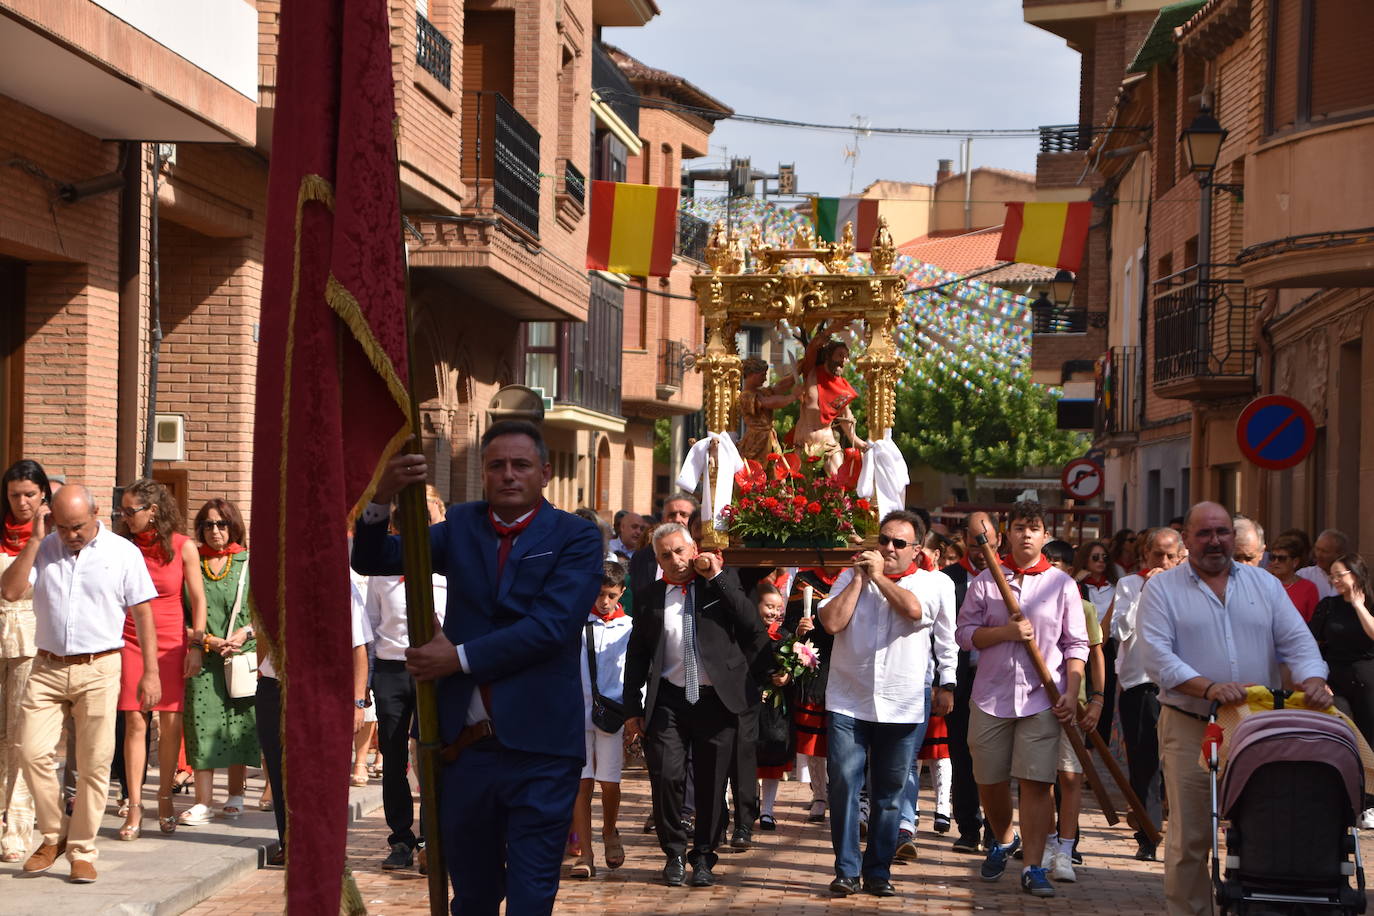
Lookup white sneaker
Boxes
[1360,808,1374,830]
[1040,842,1055,870]
[1050,849,1076,882]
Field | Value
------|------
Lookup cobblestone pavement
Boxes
[185,766,1189,915]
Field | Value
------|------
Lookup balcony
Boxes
[1094,345,1141,447]
[562,161,586,209]
[1151,267,1258,401]
[677,212,710,264]
[1033,303,1087,334]
[538,276,625,431]
[415,14,452,89]
[658,339,685,398]
[1038,124,1093,154]
[555,158,585,228]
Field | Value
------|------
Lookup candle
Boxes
[802,583,814,618]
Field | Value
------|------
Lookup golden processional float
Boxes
[678,216,911,565]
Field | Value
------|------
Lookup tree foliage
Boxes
[885,358,1087,480]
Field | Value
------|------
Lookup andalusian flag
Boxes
[586,180,680,277]
[995,201,1092,271]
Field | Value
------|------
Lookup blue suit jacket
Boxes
[351,499,603,760]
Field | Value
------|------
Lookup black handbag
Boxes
[585,622,628,734]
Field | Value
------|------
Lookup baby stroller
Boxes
[1206,688,1366,914]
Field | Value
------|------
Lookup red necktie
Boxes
[491,507,539,579]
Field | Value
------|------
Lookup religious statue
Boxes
[790,323,867,474]
[736,357,798,463]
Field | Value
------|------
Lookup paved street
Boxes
[187,767,1176,915]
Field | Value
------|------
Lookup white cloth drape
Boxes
[856,429,909,519]
[676,432,743,531]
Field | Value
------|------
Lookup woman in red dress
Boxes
[117,479,206,838]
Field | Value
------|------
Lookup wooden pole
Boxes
[1080,714,1163,845]
[970,527,1119,826]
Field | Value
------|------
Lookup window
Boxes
[1267,0,1374,135]
[524,322,559,398]
[592,127,627,183]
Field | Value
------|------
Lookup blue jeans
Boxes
[827,712,922,882]
[898,687,934,832]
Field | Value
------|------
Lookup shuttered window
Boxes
[1267,0,1374,134]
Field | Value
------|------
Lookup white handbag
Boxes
[219,559,259,699]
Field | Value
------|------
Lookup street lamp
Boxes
[1049,269,1075,307]
[1180,108,1227,177]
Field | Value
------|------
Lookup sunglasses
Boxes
[200,520,231,530]
[877,534,910,549]
[119,504,150,518]
[1270,553,1293,562]
[1089,553,1108,561]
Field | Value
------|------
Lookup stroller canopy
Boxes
[1220,709,1364,818]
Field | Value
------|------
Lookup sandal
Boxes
[603,830,625,869]
[171,770,193,794]
[0,849,22,863]
[350,769,368,787]
[118,808,143,841]
[116,797,131,819]
[221,795,245,819]
[258,788,274,811]
[570,858,595,879]
[178,802,212,827]
[159,796,178,834]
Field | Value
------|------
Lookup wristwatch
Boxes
[354,697,372,709]
[939,683,956,691]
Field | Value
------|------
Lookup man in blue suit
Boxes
[352,420,603,916]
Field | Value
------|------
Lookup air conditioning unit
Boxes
[152,414,185,462]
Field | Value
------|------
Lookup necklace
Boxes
[202,556,231,581]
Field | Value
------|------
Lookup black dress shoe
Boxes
[863,876,896,897]
[730,827,752,849]
[690,860,715,887]
[829,875,861,896]
[663,855,686,887]
[381,842,412,870]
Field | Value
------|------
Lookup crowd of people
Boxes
[0,428,1362,916]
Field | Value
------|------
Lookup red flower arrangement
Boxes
[721,448,877,548]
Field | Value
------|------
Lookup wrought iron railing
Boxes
[1095,345,1142,440]
[416,14,452,89]
[1039,124,1093,153]
[1032,302,1088,334]
[677,212,710,263]
[1151,266,1258,387]
[658,339,685,390]
[562,160,586,209]
[491,94,540,237]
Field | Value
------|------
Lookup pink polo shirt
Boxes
[955,565,1089,718]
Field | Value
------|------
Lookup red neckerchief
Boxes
[886,561,918,581]
[815,365,859,425]
[917,552,936,572]
[592,602,626,622]
[1,517,32,556]
[959,555,978,575]
[768,570,791,595]
[1082,574,1110,587]
[802,567,841,586]
[662,572,695,593]
[198,543,246,559]
[1139,565,1154,576]
[767,620,783,640]
[1003,554,1051,576]
[490,503,542,577]
[133,528,172,565]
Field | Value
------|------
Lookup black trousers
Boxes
[256,676,286,846]
[1117,682,1163,844]
[1097,638,1120,744]
[373,659,421,849]
[644,681,737,865]
[947,651,981,837]
[726,702,760,834]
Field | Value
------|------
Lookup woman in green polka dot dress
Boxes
[180,499,260,826]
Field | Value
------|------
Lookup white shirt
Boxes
[660,580,714,690]
[1083,581,1115,624]
[28,522,156,655]
[821,567,958,725]
[1110,573,1153,690]
[365,573,448,661]
[258,579,370,680]
[580,612,633,730]
[1138,560,1328,717]
[1297,565,1337,601]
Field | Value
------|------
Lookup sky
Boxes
[604,0,1082,198]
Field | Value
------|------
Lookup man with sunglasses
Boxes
[818,510,957,898]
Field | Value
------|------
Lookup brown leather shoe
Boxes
[69,859,97,883]
[23,841,66,873]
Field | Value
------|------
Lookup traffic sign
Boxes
[1061,457,1104,500]
[1236,395,1316,470]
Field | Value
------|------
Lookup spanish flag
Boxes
[995,201,1093,272]
[586,180,680,277]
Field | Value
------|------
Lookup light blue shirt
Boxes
[1138,560,1327,717]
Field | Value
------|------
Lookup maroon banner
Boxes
[250,0,410,912]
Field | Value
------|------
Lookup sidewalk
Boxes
[187,768,1193,915]
[3,770,382,916]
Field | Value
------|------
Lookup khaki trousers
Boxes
[1158,705,1213,916]
[0,654,36,857]
[18,652,121,862]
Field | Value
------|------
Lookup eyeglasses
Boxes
[200,520,231,531]
[119,505,150,518]
[877,534,910,549]
[1269,553,1293,562]
[1332,569,1355,579]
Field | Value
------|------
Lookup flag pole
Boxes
[393,183,449,916]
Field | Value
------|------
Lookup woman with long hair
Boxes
[116,478,206,838]
[1074,538,1120,746]
[180,499,259,826]
[0,459,50,860]
[1107,528,1137,580]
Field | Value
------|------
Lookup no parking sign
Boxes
[1236,395,1316,471]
